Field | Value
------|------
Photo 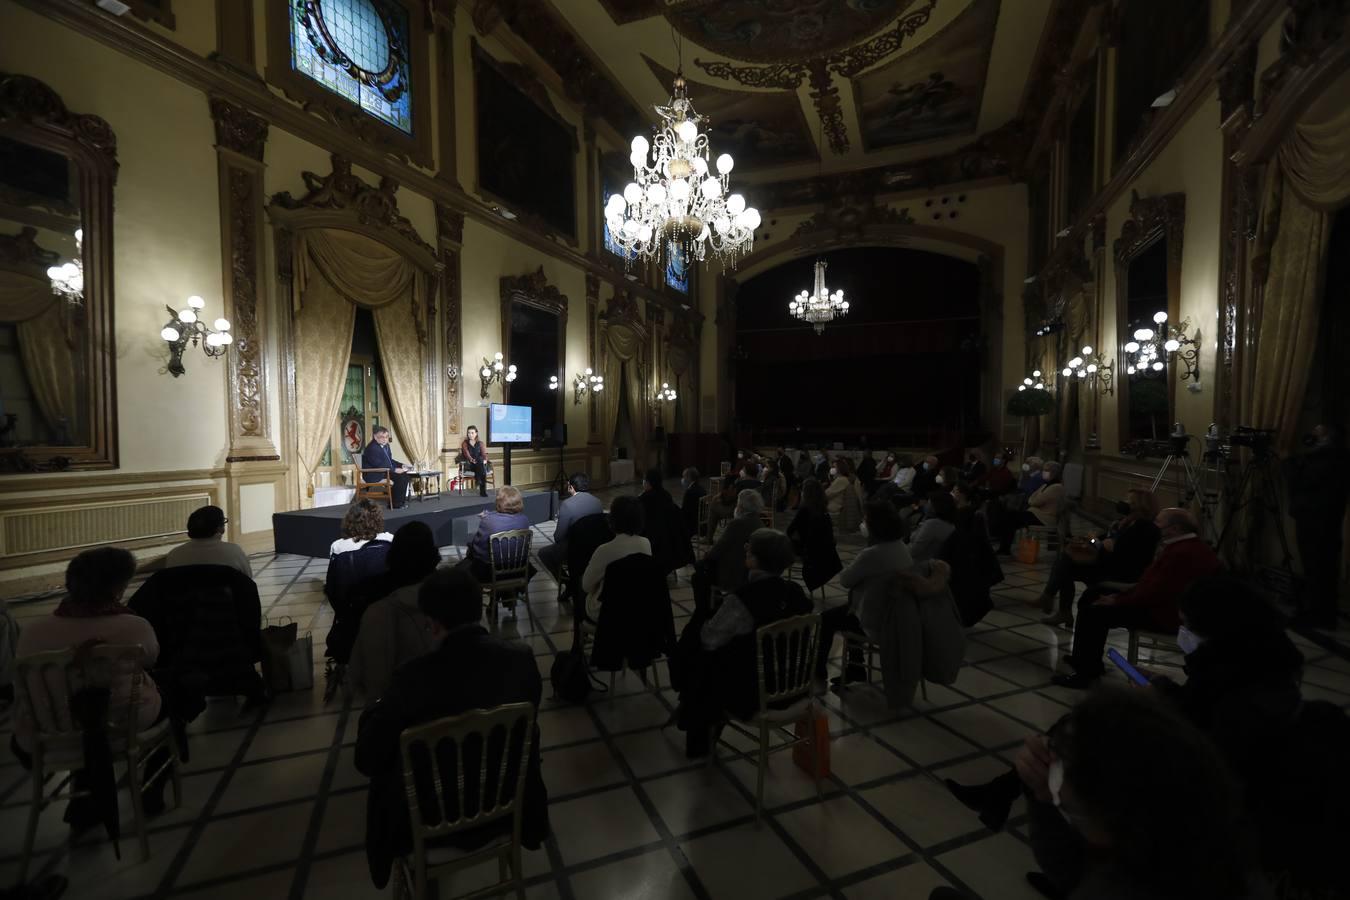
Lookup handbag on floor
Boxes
[1014,531,1040,565]
[260,619,315,693]
[793,706,831,779]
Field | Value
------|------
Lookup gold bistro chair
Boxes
[394,702,536,900]
[484,529,533,623]
[709,613,823,819]
[13,644,185,883]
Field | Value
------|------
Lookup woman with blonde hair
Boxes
[825,456,865,533]
[460,484,532,583]
[1039,487,1161,627]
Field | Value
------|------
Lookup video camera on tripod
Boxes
[1220,425,1278,459]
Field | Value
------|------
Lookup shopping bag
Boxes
[792,707,831,779]
[1014,532,1040,565]
[260,618,314,693]
[286,631,315,691]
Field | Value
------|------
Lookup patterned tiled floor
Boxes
[3,493,1349,899]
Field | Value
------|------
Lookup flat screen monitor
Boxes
[488,403,533,444]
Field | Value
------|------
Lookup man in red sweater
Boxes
[1053,508,1221,689]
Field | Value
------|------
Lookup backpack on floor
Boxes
[549,620,607,704]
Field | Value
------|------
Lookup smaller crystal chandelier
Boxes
[479,352,517,399]
[788,259,849,335]
[160,295,231,377]
[46,228,84,303]
[1062,345,1115,396]
[655,382,677,402]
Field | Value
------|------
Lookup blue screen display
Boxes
[489,403,532,444]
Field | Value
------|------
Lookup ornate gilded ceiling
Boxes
[544,0,1053,188]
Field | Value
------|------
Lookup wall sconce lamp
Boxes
[1123,312,1200,381]
[160,295,231,377]
[1017,370,1048,393]
[569,367,604,404]
[1062,345,1115,396]
[655,382,677,402]
[479,352,517,398]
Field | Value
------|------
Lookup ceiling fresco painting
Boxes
[854,0,1001,150]
[665,0,916,64]
[643,56,819,170]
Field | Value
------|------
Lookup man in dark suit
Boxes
[681,467,707,540]
[1054,508,1222,689]
[354,567,550,890]
[361,425,410,508]
[691,489,765,614]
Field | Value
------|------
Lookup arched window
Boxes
[290,0,412,134]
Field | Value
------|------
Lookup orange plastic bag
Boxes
[1014,534,1040,565]
[793,709,831,779]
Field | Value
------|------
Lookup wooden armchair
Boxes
[356,468,393,508]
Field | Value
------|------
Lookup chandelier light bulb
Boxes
[1153,311,1168,324]
[481,366,491,378]
[1087,364,1098,373]
[623,183,642,204]
[622,219,639,237]
[1125,341,1140,353]
[493,361,503,372]
[676,119,698,143]
[161,326,180,342]
[594,383,603,392]
[508,364,517,373]
[47,265,63,281]
[1032,370,1042,378]
[1134,328,1153,341]
[1127,365,1136,374]
[1164,339,1181,352]
[1018,384,1027,392]
[638,223,653,242]
[214,318,231,332]
[1024,378,1033,386]
[1035,382,1045,390]
[1062,368,1072,377]
[187,295,205,309]
[220,332,232,345]
[1077,369,1087,378]
[1082,346,1093,355]
[178,308,197,324]
[631,135,649,156]
[647,183,667,205]
[726,194,746,215]
[669,178,691,203]
[205,333,223,347]
[584,367,593,376]
[716,153,733,174]
[1152,361,1165,371]
[701,177,722,200]
[494,352,504,360]
[713,215,731,234]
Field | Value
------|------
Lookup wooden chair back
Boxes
[754,614,820,714]
[357,467,393,508]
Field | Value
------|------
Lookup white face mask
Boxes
[922,462,931,471]
[859,521,869,538]
[829,467,837,477]
[1042,471,1053,480]
[1021,463,1030,472]
[1177,625,1203,656]
[935,474,945,485]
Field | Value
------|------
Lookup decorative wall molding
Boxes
[789,190,914,243]
[437,204,465,447]
[1113,190,1186,266]
[585,273,600,442]
[0,72,118,163]
[211,97,276,460]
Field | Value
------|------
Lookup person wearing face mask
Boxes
[794,450,813,483]
[907,455,942,502]
[1053,508,1221,689]
[1284,422,1350,629]
[908,490,958,563]
[1019,455,1045,495]
[1038,489,1161,627]
[971,449,1016,497]
[996,460,1064,555]
[856,449,878,496]
[824,456,864,532]
[960,449,987,484]
[814,451,831,482]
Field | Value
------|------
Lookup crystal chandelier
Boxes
[788,259,849,334]
[607,74,761,268]
[46,228,84,303]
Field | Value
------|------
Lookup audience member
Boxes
[1039,489,1159,627]
[329,499,394,557]
[942,490,1003,626]
[325,501,393,661]
[588,542,675,681]
[1285,422,1350,628]
[674,529,811,757]
[775,448,796,491]
[875,452,897,487]
[908,455,941,501]
[1018,455,1045,495]
[640,468,693,577]
[691,490,765,614]
[13,548,175,824]
[1013,689,1258,900]
[165,505,252,577]
[347,522,443,702]
[1053,508,1220,689]
[997,460,1064,555]
[785,477,843,593]
[538,473,602,585]
[354,567,550,890]
[909,490,957,563]
[794,450,813,482]
[960,450,987,485]
[818,502,913,683]
[825,457,864,533]
[707,461,761,538]
[459,485,532,585]
[759,460,787,510]
[891,453,918,493]
[814,451,830,481]
[581,496,649,621]
[680,467,706,539]
[857,450,877,496]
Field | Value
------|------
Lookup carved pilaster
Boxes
[437,204,465,448]
[434,5,460,186]
[211,97,278,463]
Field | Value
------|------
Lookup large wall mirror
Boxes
[0,74,118,471]
[500,269,567,442]
[1114,191,1184,452]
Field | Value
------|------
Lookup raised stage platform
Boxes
[272,489,555,557]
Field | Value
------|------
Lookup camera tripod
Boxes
[1148,444,1223,545]
[1216,449,1295,573]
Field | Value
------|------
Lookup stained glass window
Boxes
[665,241,690,294]
[290,0,413,134]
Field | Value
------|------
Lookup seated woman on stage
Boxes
[459,426,491,498]
[460,485,533,584]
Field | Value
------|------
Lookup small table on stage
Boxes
[412,470,443,502]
